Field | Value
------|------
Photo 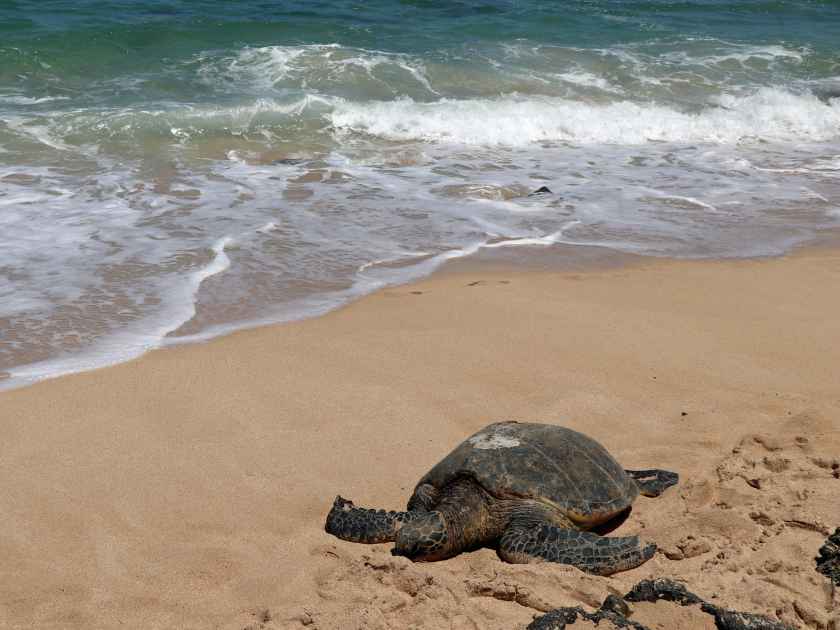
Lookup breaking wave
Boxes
[331,88,840,146]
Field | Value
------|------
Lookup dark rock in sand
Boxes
[815,527,840,586]
[601,593,632,617]
[527,578,793,630]
[704,606,794,630]
[526,604,646,630]
[625,578,703,607]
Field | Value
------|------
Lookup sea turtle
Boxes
[325,421,678,575]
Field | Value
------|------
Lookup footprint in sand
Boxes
[657,424,840,629]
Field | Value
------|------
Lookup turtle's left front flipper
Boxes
[325,496,417,544]
[498,523,656,576]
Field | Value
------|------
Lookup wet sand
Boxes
[1,246,839,629]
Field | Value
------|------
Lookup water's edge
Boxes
[4,235,837,395]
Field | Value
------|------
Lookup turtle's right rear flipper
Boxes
[626,469,679,498]
[325,496,414,544]
[498,523,656,576]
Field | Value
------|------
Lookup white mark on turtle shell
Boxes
[469,432,520,450]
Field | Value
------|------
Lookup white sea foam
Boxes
[5,236,234,389]
[14,95,336,144]
[232,45,312,83]
[330,88,840,146]
[639,189,722,213]
[357,251,432,274]
[554,71,620,92]
[748,155,840,177]
[483,226,575,248]
[661,43,808,67]
[4,116,75,151]
[0,193,50,207]
[0,94,70,105]
[205,44,438,96]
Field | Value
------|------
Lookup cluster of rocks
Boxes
[527,578,795,630]
[527,508,840,630]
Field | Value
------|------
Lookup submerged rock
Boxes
[528,186,552,196]
[271,157,307,165]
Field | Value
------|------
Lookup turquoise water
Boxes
[2,1,840,386]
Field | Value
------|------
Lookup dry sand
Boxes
[1,247,839,629]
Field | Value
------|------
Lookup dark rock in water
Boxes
[816,527,840,586]
[528,186,552,196]
[814,87,840,103]
[527,578,793,630]
[272,157,306,165]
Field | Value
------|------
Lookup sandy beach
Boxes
[1,246,839,629]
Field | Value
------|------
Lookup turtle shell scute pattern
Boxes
[414,422,638,524]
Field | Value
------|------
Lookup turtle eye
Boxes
[413,531,449,561]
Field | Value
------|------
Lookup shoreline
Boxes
[2,245,840,629]
[5,230,840,395]
[2,241,636,394]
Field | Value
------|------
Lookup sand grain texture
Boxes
[1,248,840,629]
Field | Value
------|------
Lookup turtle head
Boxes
[392,511,450,561]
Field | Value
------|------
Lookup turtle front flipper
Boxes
[325,496,417,544]
[498,522,656,576]
[625,469,679,498]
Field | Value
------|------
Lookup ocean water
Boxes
[2,1,840,388]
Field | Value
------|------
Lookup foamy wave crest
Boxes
[205,44,437,96]
[16,96,335,146]
[330,88,840,146]
[554,71,622,92]
[0,94,70,106]
[656,40,810,67]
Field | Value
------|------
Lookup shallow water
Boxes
[2,1,840,387]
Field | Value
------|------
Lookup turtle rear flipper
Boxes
[626,469,678,498]
[498,522,656,576]
[325,496,416,544]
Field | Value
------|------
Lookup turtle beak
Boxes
[391,541,418,559]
